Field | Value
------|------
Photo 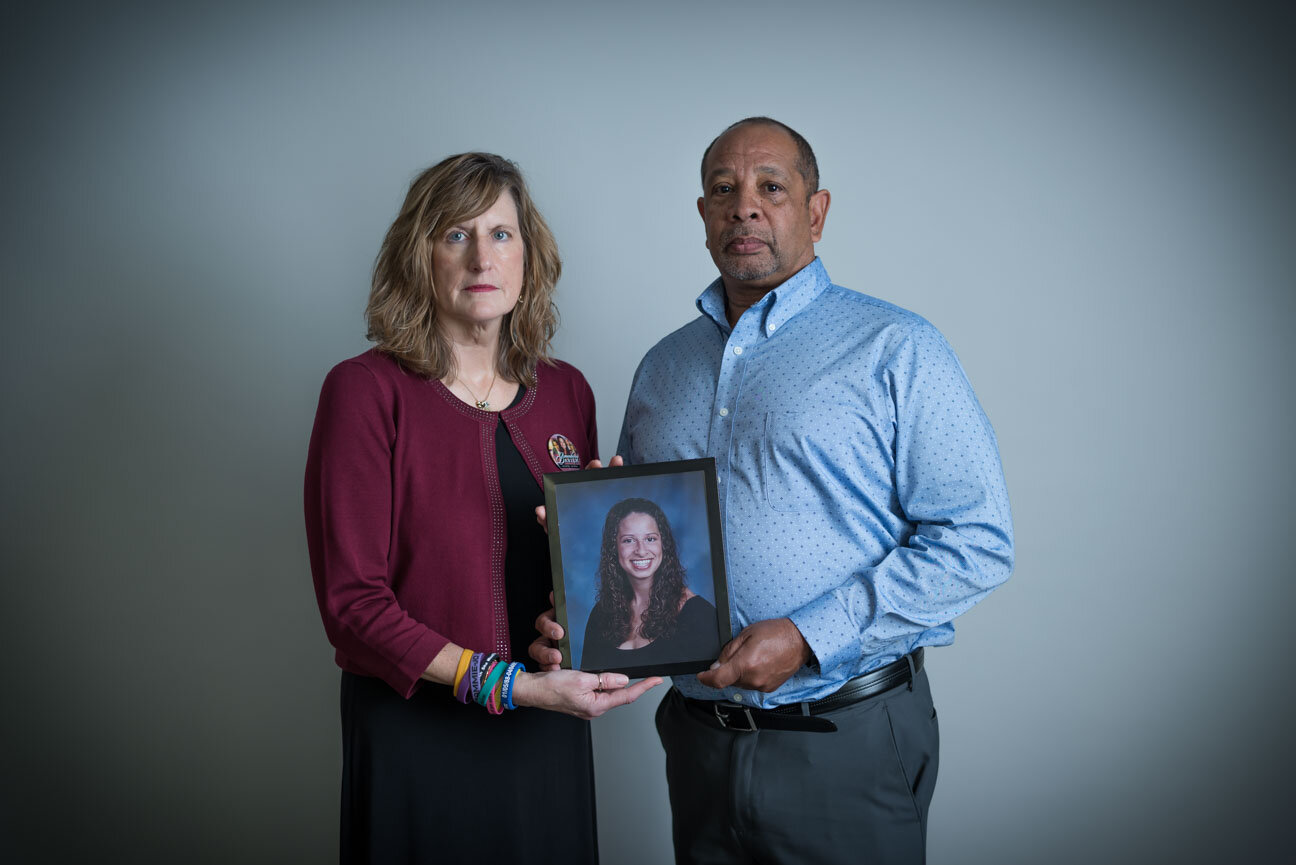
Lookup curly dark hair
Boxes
[593,498,688,646]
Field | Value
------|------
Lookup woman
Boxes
[304,153,659,863]
[580,498,721,672]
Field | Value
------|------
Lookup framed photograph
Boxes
[543,458,731,678]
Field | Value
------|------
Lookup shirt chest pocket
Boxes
[761,410,851,513]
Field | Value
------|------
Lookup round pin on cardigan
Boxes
[547,434,581,469]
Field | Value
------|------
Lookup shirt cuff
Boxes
[788,592,864,677]
[389,631,450,699]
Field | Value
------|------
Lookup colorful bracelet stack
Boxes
[451,649,523,714]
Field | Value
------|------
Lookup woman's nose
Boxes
[469,239,493,271]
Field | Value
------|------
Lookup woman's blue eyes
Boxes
[445,230,511,242]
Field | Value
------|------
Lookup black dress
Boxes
[580,595,721,673]
[339,387,598,864]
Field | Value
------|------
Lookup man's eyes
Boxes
[710,183,784,195]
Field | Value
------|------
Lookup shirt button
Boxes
[732,693,744,703]
[718,407,729,417]
[768,323,778,333]
[732,346,744,355]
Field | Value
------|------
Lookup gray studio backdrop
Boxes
[3,1,1292,863]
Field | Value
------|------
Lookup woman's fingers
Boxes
[623,676,664,701]
[521,670,664,719]
[596,672,629,690]
[581,675,663,717]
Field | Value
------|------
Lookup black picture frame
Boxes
[543,458,731,678]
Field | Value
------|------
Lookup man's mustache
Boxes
[719,228,773,246]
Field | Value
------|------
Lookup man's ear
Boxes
[697,197,707,248]
[808,189,831,243]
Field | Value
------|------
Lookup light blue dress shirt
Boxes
[617,258,1014,708]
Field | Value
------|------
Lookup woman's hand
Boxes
[510,669,663,720]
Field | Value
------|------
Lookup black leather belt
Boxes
[682,648,924,734]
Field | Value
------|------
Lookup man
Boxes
[537,117,1013,864]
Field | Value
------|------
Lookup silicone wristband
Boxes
[470,653,498,703]
[451,649,473,700]
[503,663,522,710]
[478,660,507,707]
[455,665,473,704]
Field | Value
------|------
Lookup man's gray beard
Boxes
[717,250,781,282]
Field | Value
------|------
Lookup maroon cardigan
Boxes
[304,349,598,698]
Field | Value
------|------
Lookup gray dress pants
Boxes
[655,669,939,865]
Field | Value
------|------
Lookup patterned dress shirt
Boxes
[617,258,1014,708]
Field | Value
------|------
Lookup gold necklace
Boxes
[457,367,498,410]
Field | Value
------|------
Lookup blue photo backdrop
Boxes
[552,469,718,669]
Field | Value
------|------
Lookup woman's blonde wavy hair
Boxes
[366,153,561,385]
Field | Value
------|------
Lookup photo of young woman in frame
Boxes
[544,460,730,678]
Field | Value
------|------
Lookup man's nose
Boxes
[730,186,760,221]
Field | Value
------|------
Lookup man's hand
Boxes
[529,596,565,671]
[695,618,813,693]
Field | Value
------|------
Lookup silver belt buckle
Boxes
[714,702,758,732]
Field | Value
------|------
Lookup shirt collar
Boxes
[696,257,831,336]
